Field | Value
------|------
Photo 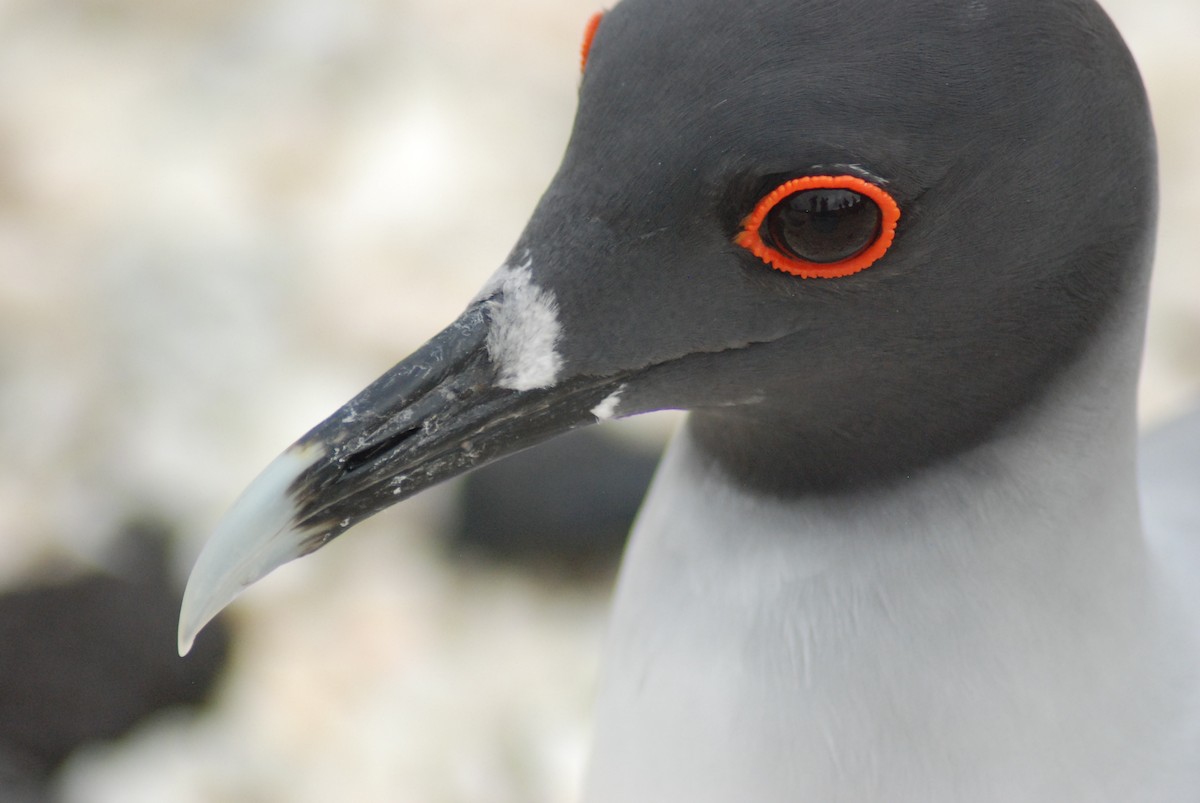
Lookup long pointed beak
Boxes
[179,302,620,655]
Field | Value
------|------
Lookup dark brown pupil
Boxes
[764,188,882,264]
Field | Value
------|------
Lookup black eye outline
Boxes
[735,175,901,278]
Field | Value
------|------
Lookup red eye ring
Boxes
[581,11,605,74]
[735,175,901,278]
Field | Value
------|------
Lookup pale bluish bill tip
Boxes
[178,443,325,656]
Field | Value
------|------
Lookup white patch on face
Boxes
[592,387,625,421]
[480,255,563,391]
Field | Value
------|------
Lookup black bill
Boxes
[178,302,622,654]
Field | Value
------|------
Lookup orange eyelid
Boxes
[581,11,605,74]
[735,175,901,279]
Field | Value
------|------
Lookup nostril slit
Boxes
[342,426,421,473]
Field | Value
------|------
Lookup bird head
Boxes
[180,0,1155,654]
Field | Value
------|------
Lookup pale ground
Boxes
[0,0,1196,801]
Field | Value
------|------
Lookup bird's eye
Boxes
[736,175,900,278]
[767,189,880,263]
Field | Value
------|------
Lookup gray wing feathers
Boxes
[1140,406,1200,568]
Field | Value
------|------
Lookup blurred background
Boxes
[0,0,1196,800]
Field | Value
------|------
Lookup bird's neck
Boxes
[586,306,1200,801]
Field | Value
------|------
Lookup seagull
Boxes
[178,0,1200,799]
